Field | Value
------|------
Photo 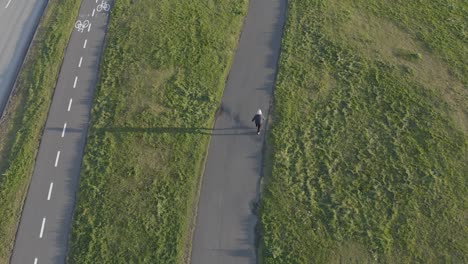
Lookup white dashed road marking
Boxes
[5,0,12,8]
[88,23,92,32]
[78,57,83,67]
[34,258,38,264]
[39,218,46,238]
[92,8,95,16]
[54,151,60,167]
[73,76,78,88]
[83,39,87,49]
[47,182,54,201]
[68,98,73,111]
[61,123,67,137]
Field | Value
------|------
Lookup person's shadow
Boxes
[93,126,256,136]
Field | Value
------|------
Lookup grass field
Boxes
[0,1,81,263]
[259,0,467,263]
[66,1,247,263]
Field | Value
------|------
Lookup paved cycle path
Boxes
[0,0,47,116]
[190,0,286,263]
[10,0,112,263]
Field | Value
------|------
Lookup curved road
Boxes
[10,0,112,263]
[190,0,286,263]
[0,0,47,116]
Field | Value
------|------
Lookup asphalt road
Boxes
[0,0,47,116]
[190,0,286,263]
[9,0,112,263]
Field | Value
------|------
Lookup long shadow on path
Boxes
[94,126,259,136]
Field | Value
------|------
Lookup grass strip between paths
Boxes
[0,0,82,263]
[67,1,247,263]
[259,0,467,263]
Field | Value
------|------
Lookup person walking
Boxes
[251,109,265,135]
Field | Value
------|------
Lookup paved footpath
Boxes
[190,0,286,263]
[10,0,112,263]
[0,0,47,116]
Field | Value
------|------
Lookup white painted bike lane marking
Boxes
[47,182,54,200]
[4,0,12,8]
[54,151,60,167]
[39,218,46,238]
[61,123,67,137]
[68,98,73,111]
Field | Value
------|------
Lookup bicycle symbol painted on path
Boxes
[96,1,110,12]
[74,20,90,32]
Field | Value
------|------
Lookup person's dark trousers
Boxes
[256,123,261,134]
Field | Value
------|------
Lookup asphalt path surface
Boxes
[190,0,286,263]
[10,0,112,263]
[0,0,47,116]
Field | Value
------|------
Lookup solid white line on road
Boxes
[88,23,92,32]
[47,182,54,200]
[4,0,12,8]
[34,258,38,264]
[92,8,95,16]
[73,76,78,88]
[54,151,60,167]
[83,39,87,49]
[68,98,73,111]
[78,57,83,67]
[39,218,46,238]
[62,123,67,137]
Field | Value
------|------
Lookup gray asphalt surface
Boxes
[190,0,286,263]
[0,0,47,116]
[10,0,112,263]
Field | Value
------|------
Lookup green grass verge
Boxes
[0,1,81,263]
[66,1,247,263]
[259,0,467,263]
